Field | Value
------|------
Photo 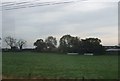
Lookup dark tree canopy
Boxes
[59,35,80,53]
[69,37,81,53]
[59,35,72,52]
[81,38,105,54]
[45,36,57,51]
[34,39,47,52]
[59,35,105,54]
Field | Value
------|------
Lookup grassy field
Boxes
[2,52,118,79]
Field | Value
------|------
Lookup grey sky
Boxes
[2,0,120,2]
[1,0,118,48]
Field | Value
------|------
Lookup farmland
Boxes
[2,52,118,79]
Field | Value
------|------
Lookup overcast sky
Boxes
[1,0,119,48]
[1,0,120,2]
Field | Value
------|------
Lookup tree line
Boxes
[4,36,26,51]
[4,35,105,54]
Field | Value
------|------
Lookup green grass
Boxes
[2,52,118,79]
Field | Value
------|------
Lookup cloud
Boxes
[2,2,118,48]
[2,0,119,2]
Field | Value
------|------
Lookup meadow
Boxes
[2,52,118,79]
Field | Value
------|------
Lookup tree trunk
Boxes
[20,45,22,50]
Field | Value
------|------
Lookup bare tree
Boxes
[4,36,17,49]
[17,39,26,50]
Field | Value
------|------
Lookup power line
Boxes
[1,0,81,11]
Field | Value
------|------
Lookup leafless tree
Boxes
[17,39,26,50]
[4,36,17,49]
